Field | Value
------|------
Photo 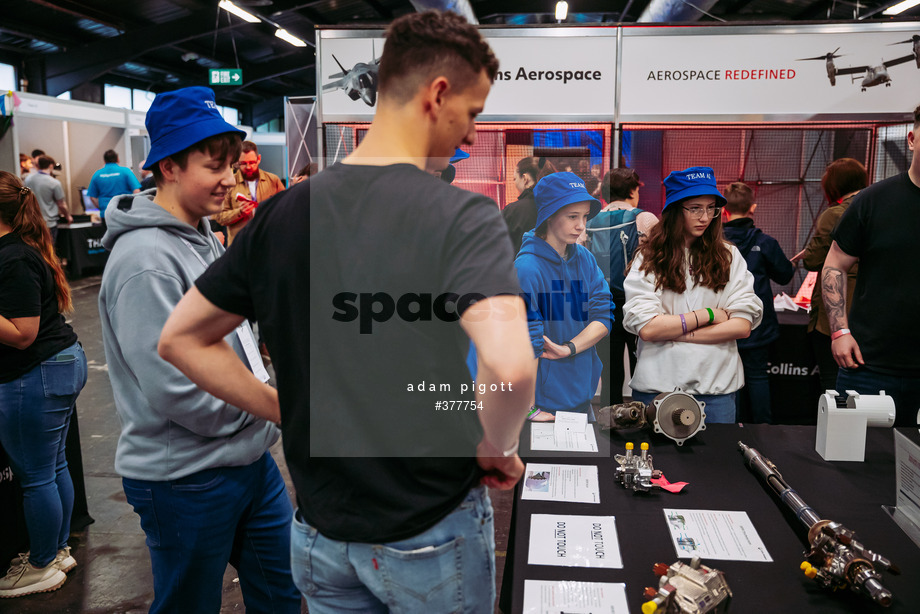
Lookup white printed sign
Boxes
[318,31,617,119]
[620,26,920,118]
[528,514,622,569]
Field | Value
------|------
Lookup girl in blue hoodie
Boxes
[517,172,614,422]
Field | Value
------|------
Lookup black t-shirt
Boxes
[833,172,920,376]
[501,188,536,256]
[196,163,521,543]
[0,234,78,383]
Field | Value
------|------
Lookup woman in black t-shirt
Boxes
[0,171,86,599]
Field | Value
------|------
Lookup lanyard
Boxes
[179,236,270,383]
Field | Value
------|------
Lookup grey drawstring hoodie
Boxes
[98,191,278,481]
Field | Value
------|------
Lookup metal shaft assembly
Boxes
[738,441,898,607]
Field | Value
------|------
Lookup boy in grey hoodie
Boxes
[98,87,300,614]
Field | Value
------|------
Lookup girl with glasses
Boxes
[622,166,763,423]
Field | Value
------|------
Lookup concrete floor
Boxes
[3,273,513,614]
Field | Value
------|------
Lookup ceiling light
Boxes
[275,28,307,47]
[219,0,260,23]
[883,0,920,14]
[555,1,568,21]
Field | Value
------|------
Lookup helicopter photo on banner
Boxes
[799,34,920,91]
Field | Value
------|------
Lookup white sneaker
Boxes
[9,548,77,574]
[0,559,66,598]
[54,547,77,573]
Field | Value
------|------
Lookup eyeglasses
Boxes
[682,205,722,219]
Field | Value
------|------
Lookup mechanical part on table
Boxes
[816,390,895,462]
[597,388,706,446]
[738,441,899,607]
[614,442,661,493]
[641,556,731,614]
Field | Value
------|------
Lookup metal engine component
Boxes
[641,556,732,614]
[597,389,706,446]
[614,442,661,493]
[597,400,648,430]
[739,441,899,607]
[648,388,706,446]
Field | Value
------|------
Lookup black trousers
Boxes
[597,294,637,406]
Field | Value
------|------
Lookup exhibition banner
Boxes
[318,30,617,120]
[620,26,920,119]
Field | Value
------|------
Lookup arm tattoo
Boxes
[822,266,848,331]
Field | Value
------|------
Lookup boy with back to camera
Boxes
[97,86,300,614]
[722,181,794,424]
[158,11,537,612]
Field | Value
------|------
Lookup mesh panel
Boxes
[622,123,883,295]
[874,123,912,180]
[324,122,612,209]
[323,120,911,296]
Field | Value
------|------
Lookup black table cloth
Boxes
[501,423,920,613]
[55,222,108,277]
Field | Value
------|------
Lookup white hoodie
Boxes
[623,245,763,396]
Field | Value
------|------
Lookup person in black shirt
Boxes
[159,10,536,612]
[0,171,86,598]
[823,103,920,427]
[503,156,556,255]
[722,182,795,424]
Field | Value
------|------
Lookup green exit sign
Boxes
[209,69,243,85]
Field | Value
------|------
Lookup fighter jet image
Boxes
[323,43,380,107]
[798,36,918,91]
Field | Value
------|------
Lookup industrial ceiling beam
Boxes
[27,0,125,31]
[32,8,252,96]
[233,55,316,91]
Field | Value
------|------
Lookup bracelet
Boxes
[830,328,851,341]
[483,436,519,458]
[564,341,576,356]
[693,311,700,328]
[706,307,714,324]
[679,313,688,334]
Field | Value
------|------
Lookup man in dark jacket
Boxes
[722,182,794,423]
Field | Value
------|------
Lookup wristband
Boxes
[679,313,688,334]
[693,311,700,328]
[483,436,519,458]
[564,341,576,356]
[706,307,714,324]
[831,328,851,341]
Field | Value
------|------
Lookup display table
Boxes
[500,423,920,613]
[55,222,107,277]
[770,310,823,424]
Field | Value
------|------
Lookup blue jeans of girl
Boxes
[0,341,87,567]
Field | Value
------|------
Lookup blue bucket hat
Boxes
[143,87,246,170]
[449,149,470,163]
[533,172,601,230]
[663,166,727,210]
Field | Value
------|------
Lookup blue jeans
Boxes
[291,485,495,613]
[0,341,87,567]
[837,367,920,428]
[631,390,737,424]
[737,345,772,424]
[122,452,300,614]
